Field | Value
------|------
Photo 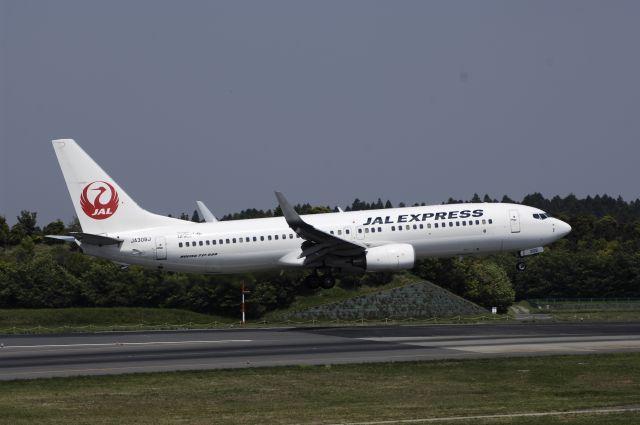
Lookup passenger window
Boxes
[378,227,382,232]
[456,222,459,227]
[475,220,480,225]
[206,240,210,245]
[239,238,243,243]
[289,234,293,239]
[406,225,410,230]
[275,235,279,240]
[338,230,342,235]
[346,229,350,234]
[268,235,272,240]
[427,223,431,229]
[371,228,376,233]
[449,222,454,227]
[488,219,493,224]
[253,237,257,242]
[391,226,396,231]
[358,228,363,233]
[226,239,230,244]
[219,239,223,244]
[179,242,183,248]
[434,223,438,228]
[233,238,237,243]
[398,226,402,231]
[365,228,369,233]
[482,219,486,225]
[212,240,217,245]
[419,224,423,229]
[260,236,265,241]
[330,230,334,235]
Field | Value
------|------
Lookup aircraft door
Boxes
[509,210,521,233]
[155,236,167,260]
[356,226,365,240]
[344,227,353,240]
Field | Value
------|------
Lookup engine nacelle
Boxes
[359,243,415,272]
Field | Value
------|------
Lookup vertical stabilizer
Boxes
[52,139,185,234]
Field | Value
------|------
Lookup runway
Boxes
[1,322,640,380]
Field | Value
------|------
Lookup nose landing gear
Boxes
[516,246,544,272]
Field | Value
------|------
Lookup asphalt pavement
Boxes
[1,322,639,380]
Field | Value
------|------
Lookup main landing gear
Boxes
[303,269,336,289]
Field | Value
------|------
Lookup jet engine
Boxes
[354,243,415,272]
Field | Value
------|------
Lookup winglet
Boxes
[275,191,305,230]
[196,201,218,222]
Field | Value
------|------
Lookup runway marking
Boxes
[358,335,640,354]
[361,335,640,345]
[321,406,640,424]
[450,340,640,354]
[2,340,252,349]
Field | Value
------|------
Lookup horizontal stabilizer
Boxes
[46,233,123,246]
[71,232,123,245]
[45,235,77,243]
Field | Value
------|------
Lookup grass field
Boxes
[0,353,639,424]
[0,307,233,333]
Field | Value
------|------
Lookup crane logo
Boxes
[80,181,120,219]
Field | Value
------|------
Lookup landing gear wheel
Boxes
[320,274,336,289]
[516,261,526,272]
[304,274,321,289]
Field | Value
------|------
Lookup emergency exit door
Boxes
[155,236,167,260]
[509,210,521,233]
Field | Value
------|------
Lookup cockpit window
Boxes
[533,213,551,220]
[533,213,550,220]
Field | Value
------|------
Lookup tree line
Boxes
[1,193,639,317]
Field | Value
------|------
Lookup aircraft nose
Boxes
[556,219,572,237]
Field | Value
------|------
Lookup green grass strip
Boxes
[1,353,639,424]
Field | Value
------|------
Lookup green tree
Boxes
[0,216,9,247]
[9,210,40,244]
[461,261,515,312]
[42,219,66,244]
[14,237,35,263]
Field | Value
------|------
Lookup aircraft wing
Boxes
[275,192,366,268]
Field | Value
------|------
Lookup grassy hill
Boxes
[260,272,488,322]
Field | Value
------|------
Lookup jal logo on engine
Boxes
[80,181,120,220]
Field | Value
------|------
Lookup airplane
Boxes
[47,139,571,289]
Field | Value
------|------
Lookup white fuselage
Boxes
[82,202,570,274]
